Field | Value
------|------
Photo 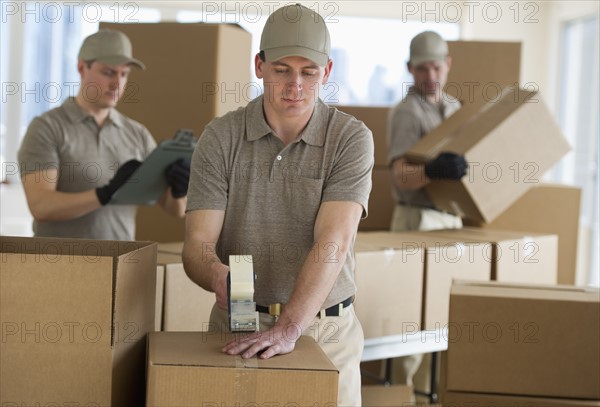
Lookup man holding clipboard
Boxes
[18,29,189,240]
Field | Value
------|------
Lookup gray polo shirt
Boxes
[387,87,461,208]
[18,97,155,240]
[187,95,374,308]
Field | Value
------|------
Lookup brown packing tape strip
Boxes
[234,354,259,403]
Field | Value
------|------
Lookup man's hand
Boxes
[96,159,142,205]
[424,152,468,180]
[165,158,190,198]
[222,322,301,359]
[211,263,230,310]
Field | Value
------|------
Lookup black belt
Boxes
[256,296,354,318]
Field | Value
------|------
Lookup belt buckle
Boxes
[337,303,343,317]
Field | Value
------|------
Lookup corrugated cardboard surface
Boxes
[362,385,415,406]
[156,245,215,331]
[465,184,581,285]
[100,22,252,243]
[442,391,600,406]
[423,228,558,284]
[157,243,214,331]
[446,41,521,109]
[357,231,490,330]
[446,281,600,399]
[406,88,571,223]
[146,332,338,406]
[354,234,423,337]
[0,236,156,406]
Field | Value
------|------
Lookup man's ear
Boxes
[254,53,264,79]
[77,59,86,76]
[321,59,333,84]
[407,61,414,75]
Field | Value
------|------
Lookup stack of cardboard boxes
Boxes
[442,281,600,406]
[0,236,157,405]
[345,40,583,405]
[100,22,252,243]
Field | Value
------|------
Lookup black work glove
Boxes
[424,152,468,180]
[165,158,190,198]
[95,159,142,205]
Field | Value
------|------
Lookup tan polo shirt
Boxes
[187,95,374,308]
[387,87,461,208]
[18,97,156,240]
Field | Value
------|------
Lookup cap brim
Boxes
[409,54,447,67]
[265,46,328,67]
[97,55,146,70]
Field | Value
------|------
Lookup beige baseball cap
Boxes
[78,29,146,70]
[409,31,448,66]
[260,3,330,67]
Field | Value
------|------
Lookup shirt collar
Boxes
[408,85,455,112]
[245,95,328,147]
[62,97,122,127]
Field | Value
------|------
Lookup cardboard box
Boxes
[446,281,600,399]
[155,243,215,331]
[146,331,338,406]
[359,167,395,231]
[357,232,490,330]
[442,391,600,406]
[446,41,521,108]
[406,87,571,223]
[0,236,157,406]
[354,233,423,337]
[101,22,252,243]
[424,228,558,284]
[464,184,582,285]
[362,385,415,406]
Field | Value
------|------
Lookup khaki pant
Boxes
[389,204,461,390]
[210,303,364,407]
[390,204,462,232]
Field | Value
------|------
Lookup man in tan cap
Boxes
[18,29,188,240]
[387,31,467,232]
[386,30,467,394]
[183,4,373,406]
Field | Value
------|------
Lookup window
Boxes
[0,3,161,183]
[176,9,459,106]
[556,15,599,286]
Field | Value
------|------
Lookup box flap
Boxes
[357,231,484,250]
[425,227,555,243]
[148,332,337,372]
[451,280,600,302]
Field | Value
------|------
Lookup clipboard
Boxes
[110,129,197,205]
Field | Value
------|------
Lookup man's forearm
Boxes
[276,237,351,333]
[25,188,101,222]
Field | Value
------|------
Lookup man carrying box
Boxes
[183,4,374,406]
[386,31,468,393]
[387,31,468,232]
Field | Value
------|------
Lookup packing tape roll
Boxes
[229,255,254,301]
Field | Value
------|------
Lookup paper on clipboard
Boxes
[110,129,196,205]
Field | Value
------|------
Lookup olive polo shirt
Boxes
[387,87,461,208]
[18,97,155,240]
[187,95,374,308]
